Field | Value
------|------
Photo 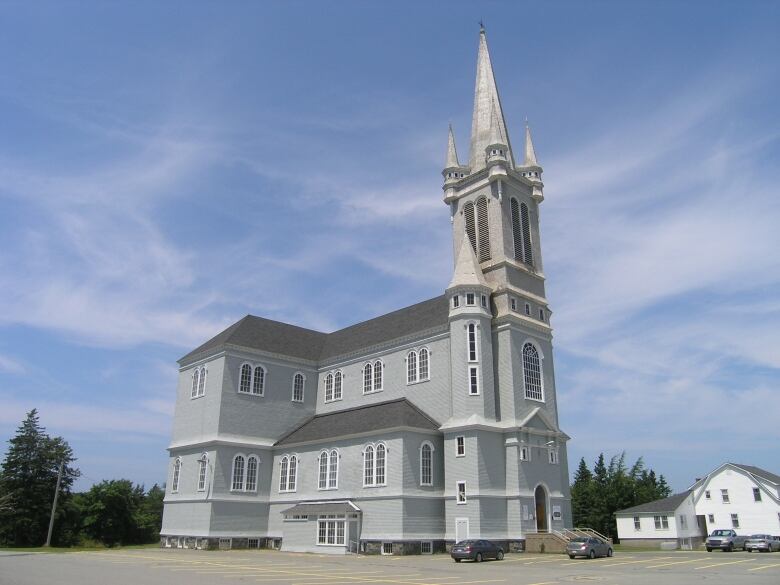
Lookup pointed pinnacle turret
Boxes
[523,121,539,167]
[487,100,507,148]
[469,27,515,171]
[445,124,460,169]
[448,234,489,290]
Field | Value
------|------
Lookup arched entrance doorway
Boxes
[534,485,548,532]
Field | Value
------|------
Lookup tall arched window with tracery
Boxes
[420,442,433,486]
[246,456,258,492]
[252,366,265,395]
[280,456,289,491]
[418,348,430,380]
[510,197,523,261]
[328,449,339,488]
[197,454,208,491]
[363,445,374,486]
[407,350,418,384]
[373,360,383,390]
[191,369,200,398]
[325,373,334,401]
[318,451,329,489]
[333,371,343,400]
[292,373,305,402]
[476,196,491,261]
[239,364,252,394]
[375,444,386,485]
[172,458,181,493]
[288,455,297,491]
[231,455,245,491]
[363,363,373,394]
[522,342,544,401]
[197,367,206,397]
[521,202,533,266]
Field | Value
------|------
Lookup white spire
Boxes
[448,234,489,289]
[445,124,460,169]
[524,121,539,167]
[487,99,507,147]
[469,27,514,171]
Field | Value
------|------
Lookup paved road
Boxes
[1,548,780,585]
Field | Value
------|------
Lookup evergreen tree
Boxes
[0,410,79,546]
[657,474,672,498]
[570,458,594,527]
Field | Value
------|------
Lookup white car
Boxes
[745,534,780,553]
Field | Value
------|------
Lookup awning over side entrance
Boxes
[281,501,361,516]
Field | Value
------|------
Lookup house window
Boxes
[239,364,264,396]
[452,295,460,308]
[363,361,383,393]
[721,489,729,503]
[520,446,529,461]
[481,294,487,308]
[456,436,465,457]
[524,302,531,316]
[548,450,558,464]
[319,450,338,489]
[191,366,206,398]
[421,541,433,554]
[373,360,383,390]
[219,538,232,550]
[325,373,334,401]
[705,490,711,499]
[753,487,762,502]
[708,513,715,523]
[375,444,386,485]
[171,458,181,493]
[467,323,478,362]
[363,446,374,486]
[231,455,245,491]
[420,442,433,486]
[333,371,343,400]
[457,481,467,504]
[407,350,418,383]
[654,515,669,530]
[466,293,475,305]
[679,515,687,530]
[418,348,429,381]
[197,454,208,491]
[634,516,641,531]
[382,542,393,555]
[362,443,386,487]
[248,538,260,549]
[468,366,479,395]
[246,456,258,492]
[510,298,517,311]
[252,366,265,395]
[731,514,739,529]
[522,342,544,401]
[279,455,297,492]
[292,373,305,402]
[240,363,252,394]
[325,371,343,402]
[317,516,346,546]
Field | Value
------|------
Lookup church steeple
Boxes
[519,120,544,199]
[469,27,515,172]
[523,122,538,167]
[443,124,468,187]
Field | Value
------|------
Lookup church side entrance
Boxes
[535,485,548,532]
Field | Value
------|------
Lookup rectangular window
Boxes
[548,450,558,464]
[467,323,478,362]
[721,489,729,503]
[679,515,687,530]
[708,513,715,523]
[520,446,529,461]
[634,516,641,531]
[539,308,545,321]
[731,514,739,529]
[510,298,517,311]
[421,541,433,554]
[197,458,207,491]
[705,490,711,499]
[524,303,531,316]
[480,294,487,308]
[457,481,467,504]
[753,487,762,502]
[466,293,475,305]
[468,366,479,395]
[382,542,393,555]
[248,538,260,548]
[654,516,668,530]
[317,517,346,546]
[456,436,465,457]
[219,538,232,550]
[452,295,460,308]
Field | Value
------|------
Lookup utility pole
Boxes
[44,461,64,547]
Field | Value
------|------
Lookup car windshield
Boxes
[711,530,731,536]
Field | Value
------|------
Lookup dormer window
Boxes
[466,293,475,306]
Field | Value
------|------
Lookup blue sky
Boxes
[1,1,779,492]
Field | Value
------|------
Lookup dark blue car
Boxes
[451,539,504,562]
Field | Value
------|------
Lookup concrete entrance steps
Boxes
[524,531,569,553]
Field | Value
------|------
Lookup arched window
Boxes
[333,371,343,400]
[246,456,258,492]
[279,456,289,492]
[252,366,265,395]
[288,455,297,491]
[467,323,478,362]
[197,454,208,491]
[464,202,477,253]
[407,350,418,384]
[239,364,252,394]
[375,444,386,486]
[476,196,491,262]
[197,367,206,397]
[231,455,245,491]
[363,363,373,394]
[292,373,305,402]
[418,348,430,381]
[191,369,200,399]
[172,458,181,493]
[318,451,329,489]
[521,202,533,265]
[420,442,433,486]
[328,449,339,488]
[522,342,544,401]
[373,360,383,390]
[510,197,523,262]
[363,445,375,486]
[325,373,334,402]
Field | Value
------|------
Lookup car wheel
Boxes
[454,558,461,563]
[589,550,596,559]
[727,543,733,552]
[497,550,504,560]
[706,547,712,552]
[569,554,576,559]
[476,553,483,563]
[607,548,613,557]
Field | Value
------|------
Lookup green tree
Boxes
[570,458,594,527]
[135,484,165,543]
[80,479,145,546]
[0,409,80,546]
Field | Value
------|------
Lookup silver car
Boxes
[745,534,780,553]
[567,536,613,559]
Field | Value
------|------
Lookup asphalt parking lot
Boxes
[1,548,780,585]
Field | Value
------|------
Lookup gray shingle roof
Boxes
[615,491,692,515]
[732,463,780,485]
[275,398,440,446]
[180,295,449,365]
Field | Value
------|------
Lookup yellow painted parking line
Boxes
[694,558,757,570]
[601,556,675,567]
[748,563,780,572]
[645,558,707,568]
[525,582,558,585]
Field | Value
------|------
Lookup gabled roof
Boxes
[275,398,440,446]
[448,235,489,289]
[732,463,780,485]
[615,491,692,515]
[180,295,449,365]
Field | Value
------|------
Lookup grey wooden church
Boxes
[161,28,572,554]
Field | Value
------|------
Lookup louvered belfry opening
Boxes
[520,202,533,266]
[510,197,523,261]
[476,196,491,261]
[464,202,477,253]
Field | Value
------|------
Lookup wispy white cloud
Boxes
[0,354,25,375]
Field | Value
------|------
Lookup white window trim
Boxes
[381,542,393,555]
[231,453,246,492]
[196,453,208,492]
[521,339,545,403]
[171,457,182,493]
[245,454,259,493]
[466,292,476,306]
[468,365,480,396]
[421,541,433,554]
[362,442,388,488]
[190,365,207,399]
[317,516,346,547]
[633,516,641,531]
[721,489,730,503]
[548,449,559,465]
[406,347,431,385]
[318,449,339,490]
[324,370,344,403]
[238,362,265,397]
[420,441,434,487]
[292,372,306,403]
[279,454,298,493]
[455,436,465,458]
[456,481,467,504]
[362,361,384,394]
[466,322,480,363]
[520,446,530,461]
